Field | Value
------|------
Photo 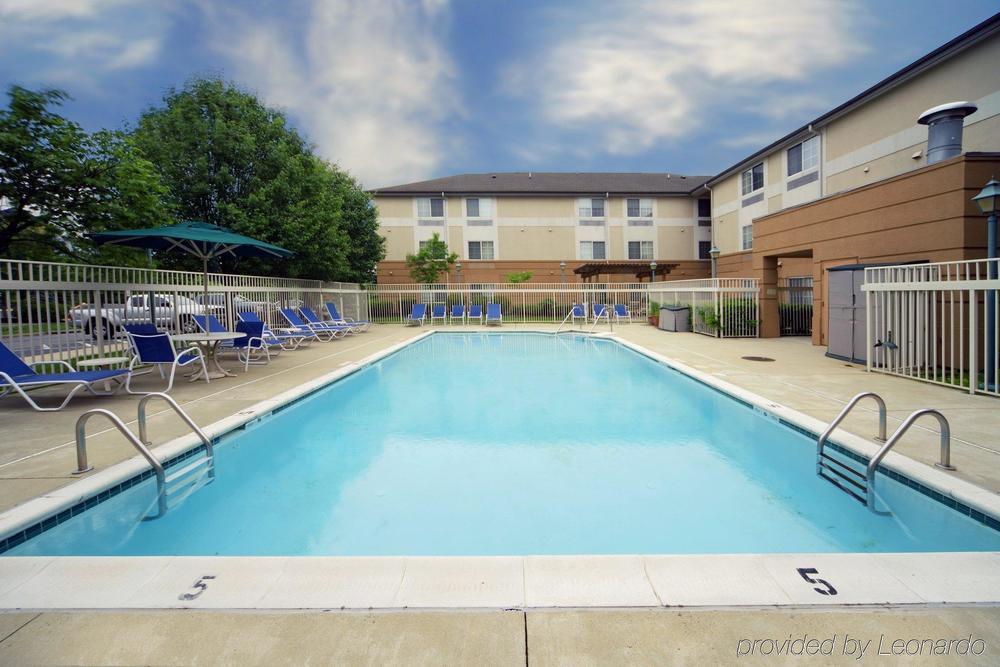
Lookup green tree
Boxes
[0,86,170,261]
[506,271,533,284]
[405,233,457,284]
[131,77,381,281]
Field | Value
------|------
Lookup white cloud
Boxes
[0,0,164,78]
[203,0,461,187]
[504,0,869,155]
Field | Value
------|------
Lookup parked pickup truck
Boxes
[67,293,217,339]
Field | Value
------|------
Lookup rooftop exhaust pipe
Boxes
[917,101,977,165]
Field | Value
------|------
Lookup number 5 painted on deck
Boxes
[796,567,837,596]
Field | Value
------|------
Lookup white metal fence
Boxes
[864,258,1000,397]
[778,276,814,336]
[0,259,763,365]
[362,282,650,325]
[0,258,362,364]
[648,278,760,338]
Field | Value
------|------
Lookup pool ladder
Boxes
[73,393,214,519]
[816,391,953,513]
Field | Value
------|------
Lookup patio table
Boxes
[171,332,245,382]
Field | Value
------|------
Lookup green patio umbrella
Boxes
[88,221,294,321]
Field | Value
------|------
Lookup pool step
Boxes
[163,455,214,509]
[817,452,867,505]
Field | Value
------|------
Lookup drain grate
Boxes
[741,356,775,362]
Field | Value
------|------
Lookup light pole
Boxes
[456,261,463,285]
[649,261,657,283]
[973,177,1000,390]
[709,246,721,279]
[559,261,566,285]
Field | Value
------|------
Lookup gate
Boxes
[778,277,813,336]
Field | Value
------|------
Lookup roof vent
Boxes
[491,174,497,179]
[666,173,671,179]
[528,172,532,178]
[917,101,977,165]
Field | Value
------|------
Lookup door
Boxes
[827,270,854,360]
[850,270,867,364]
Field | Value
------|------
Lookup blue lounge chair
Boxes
[124,331,206,393]
[299,307,353,336]
[613,304,632,324]
[592,303,609,320]
[570,303,586,325]
[405,303,427,326]
[238,312,308,350]
[450,303,465,324]
[467,304,483,324]
[431,304,447,325]
[325,302,370,332]
[486,303,502,326]
[193,314,238,354]
[0,339,130,411]
[280,308,338,341]
[232,321,270,370]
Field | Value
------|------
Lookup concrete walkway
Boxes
[1,607,997,665]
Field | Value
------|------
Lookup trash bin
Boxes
[659,305,690,332]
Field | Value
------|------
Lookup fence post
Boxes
[969,289,977,395]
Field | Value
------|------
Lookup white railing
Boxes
[648,278,760,338]
[0,258,362,364]
[363,283,649,325]
[864,258,1000,397]
[0,259,763,366]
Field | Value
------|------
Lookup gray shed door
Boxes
[827,269,866,363]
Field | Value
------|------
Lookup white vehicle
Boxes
[67,293,216,339]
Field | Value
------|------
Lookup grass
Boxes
[2,322,74,335]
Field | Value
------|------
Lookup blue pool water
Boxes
[7,333,1000,556]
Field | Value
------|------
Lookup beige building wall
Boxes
[496,197,574,218]
[379,226,414,259]
[497,226,575,260]
[657,227,694,260]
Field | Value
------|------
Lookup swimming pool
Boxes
[5,332,1000,556]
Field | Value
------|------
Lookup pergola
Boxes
[573,261,679,283]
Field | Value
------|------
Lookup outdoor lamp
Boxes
[709,246,721,279]
[650,261,658,283]
[559,261,566,284]
[973,177,999,389]
[456,261,463,284]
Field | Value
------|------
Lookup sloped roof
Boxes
[373,172,711,196]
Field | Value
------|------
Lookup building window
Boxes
[468,240,494,260]
[699,241,711,259]
[627,241,654,260]
[580,241,606,260]
[787,135,819,176]
[741,163,764,196]
[416,197,445,217]
[697,198,711,218]
[465,197,492,218]
[741,225,753,250]
[578,197,605,218]
[626,198,653,217]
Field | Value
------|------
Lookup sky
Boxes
[1,0,997,189]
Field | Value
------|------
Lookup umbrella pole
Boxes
[203,256,210,325]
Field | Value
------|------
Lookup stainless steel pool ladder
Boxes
[73,393,214,519]
[816,392,953,512]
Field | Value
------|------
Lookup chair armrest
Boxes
[31,359,75,373]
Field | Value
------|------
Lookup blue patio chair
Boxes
[431,304,447,325]
[592,303,608,320]
[570,303,586,325]
[613,304,632,324]
[232,321,269,371]
[238,311,307,350]
[122,323,159,337]
[124,332,206,393]
[299,306,352,337]
[450,303,465,324]
[405,303,427,326]
[486,303,502,326]
[467,304,483,324]
[192,314,238,355]
[0,339,130,411]
[280,308,337,341]
[325,302,371,332]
